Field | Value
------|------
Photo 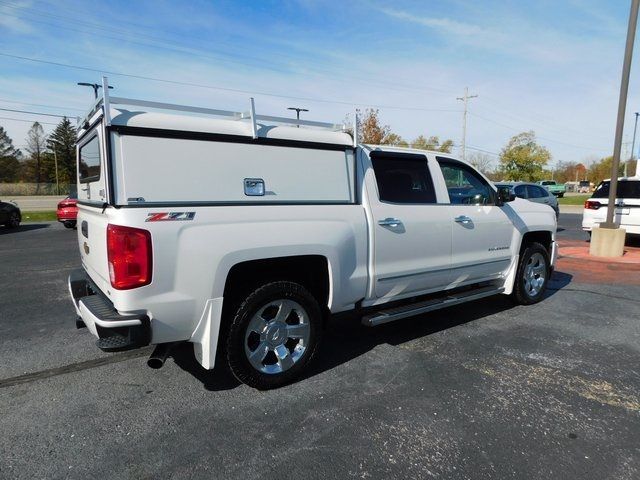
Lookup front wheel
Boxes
[226,281,323,389]
[6,211,20,228]
[512,242,550,305]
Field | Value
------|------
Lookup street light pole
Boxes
[287,107,309,128]
[77,82,114,99]
[603,0,639,229]
[627,112,639,177]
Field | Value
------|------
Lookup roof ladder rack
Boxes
[79,92,348,135]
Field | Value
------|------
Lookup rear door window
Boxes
[370,152,437,204]
[79,135,101,183]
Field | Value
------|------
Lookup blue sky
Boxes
[1,0,639,169]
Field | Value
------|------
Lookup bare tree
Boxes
[26,122,47,194]
[467,152,494,175]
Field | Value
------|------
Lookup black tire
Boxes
[512,242,550,305]
[63,221,76,229]
[6,211,20,228]
[226,281,323,389]
[558,193,564,198]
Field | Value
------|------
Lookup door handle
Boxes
[454,215,472,224]
[378,218,402,227]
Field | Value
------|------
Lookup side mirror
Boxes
[496,186,515,205]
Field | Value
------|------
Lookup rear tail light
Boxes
[106,224,152,290]
[584,200,602,210]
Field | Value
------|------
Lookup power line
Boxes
[473,103,612,143]
[478,94,614,143]
[0,1,456,98]
[465,145,501,157]
[0,107,73,118]
[467,111,611,152]
[0,98,85,112]
[0,116,58,126]
[0,52,462,113]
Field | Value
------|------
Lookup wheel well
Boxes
[520,230,552,254]
[223,255,330,311]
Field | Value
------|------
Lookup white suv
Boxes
[583,178,640,236]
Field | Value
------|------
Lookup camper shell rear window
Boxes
[592,180,640,199]
[79,135,101,183]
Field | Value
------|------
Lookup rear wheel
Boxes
[226,281,322,389]
[63,221,76,229]
[512,242,550,305]
[6,211,20,228]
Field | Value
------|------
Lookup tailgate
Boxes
[77,204,112,294]
[76,122,111,294]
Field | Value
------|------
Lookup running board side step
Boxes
[362,286,505,327]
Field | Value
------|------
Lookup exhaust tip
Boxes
[147,357,165,369]
[147,343,175,369]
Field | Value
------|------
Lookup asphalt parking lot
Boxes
[1,214,639,479]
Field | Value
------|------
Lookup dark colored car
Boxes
[0,199,21,228]
[57,193,78,229]
[495,181,560,219]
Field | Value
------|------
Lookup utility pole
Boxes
[53,148,59,195]
[287,107,309,128]
[456,87,478,162]
[627,111,639,177]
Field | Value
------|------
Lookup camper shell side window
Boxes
[79,134,101,183]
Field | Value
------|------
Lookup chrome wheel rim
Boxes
[244,299,310,375]
[523,252,546,297]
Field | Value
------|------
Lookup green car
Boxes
[538,180,566,198]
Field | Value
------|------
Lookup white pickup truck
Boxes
[69,81,557,389]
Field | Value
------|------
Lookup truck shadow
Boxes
[173,270,573,392]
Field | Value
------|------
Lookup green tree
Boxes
[499,131,550,181]
[383,132,408,147]
[410,135,453,153]
[587,155,626,184]
[0,126,22,182]
[47,117,77,185]
[24,122,47,193]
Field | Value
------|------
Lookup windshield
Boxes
[541,181,555,185]
[592,180,640,199]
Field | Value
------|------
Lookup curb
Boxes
[559,205,584,214]
[558,240,640,265]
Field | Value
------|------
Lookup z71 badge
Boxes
[146,212,196,222]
